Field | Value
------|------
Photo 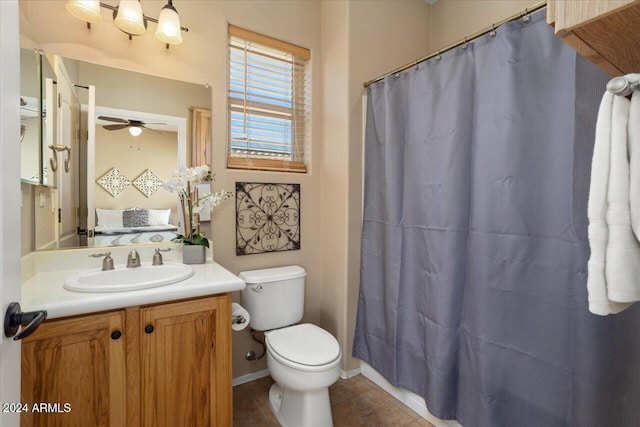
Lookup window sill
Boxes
[227,157,307,173]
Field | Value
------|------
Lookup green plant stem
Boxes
[180,192,189,241]
[186,181,193,240]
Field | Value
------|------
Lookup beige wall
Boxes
[18,0,545,381]
[321,0,433,372]
[94,128,179,220]
[430,0,541,51]
[19,0,323,379]
[76,61,211,118]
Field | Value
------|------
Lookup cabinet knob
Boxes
[111,330,122,340]
[144,325,154,334]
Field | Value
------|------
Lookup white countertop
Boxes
[22,260,245,319]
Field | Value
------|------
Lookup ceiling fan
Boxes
[97,115,166,136]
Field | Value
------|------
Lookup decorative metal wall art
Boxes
[97,167,131,197]
[236,182,300,255]
[133,169,164,198]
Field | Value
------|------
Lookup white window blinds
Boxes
[227,25,310,173]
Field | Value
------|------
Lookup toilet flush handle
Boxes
[252,285,263,292]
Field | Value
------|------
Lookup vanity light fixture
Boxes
[114,0,146,36]
[129,126,143,137]
[65,0,102,27]
[65,0,188,47]
[155,0,183,46]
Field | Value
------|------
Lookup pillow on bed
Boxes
[148,209,172,226]
[123,208,149,227]
[96,209,124,228]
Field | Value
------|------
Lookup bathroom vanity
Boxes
[19,246,244,427]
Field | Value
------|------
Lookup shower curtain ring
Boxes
[490,24,497,37]
[436,51,442,61]
[462,37,469,50]
[522,8,531,23]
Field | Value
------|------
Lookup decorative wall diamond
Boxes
[97,167,131,197]
[236,182,300,256]
[133,169,164,198]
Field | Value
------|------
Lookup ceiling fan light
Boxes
[129,126,142,136]
[114,0,146,35]
[155,1,183,45]
[66,0,102,24]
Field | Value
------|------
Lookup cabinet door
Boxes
[547,0,640,75]
[21,311,126,427]
[141,295,232,427]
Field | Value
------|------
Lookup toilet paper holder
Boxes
[232,315,246,325]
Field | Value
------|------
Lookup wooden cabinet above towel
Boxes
[547,0,640,76]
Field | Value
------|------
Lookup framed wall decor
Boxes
[236,182,300,255]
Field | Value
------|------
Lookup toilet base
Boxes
[269,382,333,427]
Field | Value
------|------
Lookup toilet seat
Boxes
[266,323,341,371]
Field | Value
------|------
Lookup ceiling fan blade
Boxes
[141,124,165,134]
[103,124,130,131]
[98,116,129,124]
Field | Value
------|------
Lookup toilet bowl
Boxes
[265,323,341,427]
[239,266,342,427]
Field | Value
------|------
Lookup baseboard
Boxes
[340,366,361,379]
[359,362,461,427]
[232,369,270,387]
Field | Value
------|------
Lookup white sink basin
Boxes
[64,262,194,293]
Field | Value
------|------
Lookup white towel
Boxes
[629,76,640,239]
[587,93,631,315]
[587,75,640,315]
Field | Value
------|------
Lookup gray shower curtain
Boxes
[353,10,640,427]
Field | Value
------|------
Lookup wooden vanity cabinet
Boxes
[547,0,640,75]
[21,311,126,427]
[21,293,233,427]
[140,296,232,427]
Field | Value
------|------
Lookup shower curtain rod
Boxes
[363,0,547,88]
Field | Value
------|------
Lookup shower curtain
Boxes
[353,10,640,427]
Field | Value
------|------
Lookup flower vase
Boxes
[182,245,206,264]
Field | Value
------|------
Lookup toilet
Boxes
[240,265,341,427]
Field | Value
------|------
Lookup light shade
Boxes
[129,126,142,136]
[155,1,183,45]
[114,0,146,35]
[66,0,102,23]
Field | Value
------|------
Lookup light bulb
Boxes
[114,0,146,35]
[129,126,142,136]
[155,1,183,45]
[66,0,102,23]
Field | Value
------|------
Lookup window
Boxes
[227,25,310,173]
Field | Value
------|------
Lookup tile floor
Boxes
[233,374,436,427]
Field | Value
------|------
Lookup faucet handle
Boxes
[153,248,164,266]
[89,252,109,258]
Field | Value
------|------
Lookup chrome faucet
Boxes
[101,252,114,271]
[152,248,164,266]
[127,249,141,268]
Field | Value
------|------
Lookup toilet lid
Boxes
[266,324,341,367]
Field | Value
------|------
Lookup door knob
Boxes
[3,302,47,340]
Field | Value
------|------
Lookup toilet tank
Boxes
[239,265,306,331]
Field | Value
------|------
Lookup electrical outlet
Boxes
[39,192,46,208]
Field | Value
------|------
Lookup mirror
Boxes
[20,51,211,252]
[20,49,40,184]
